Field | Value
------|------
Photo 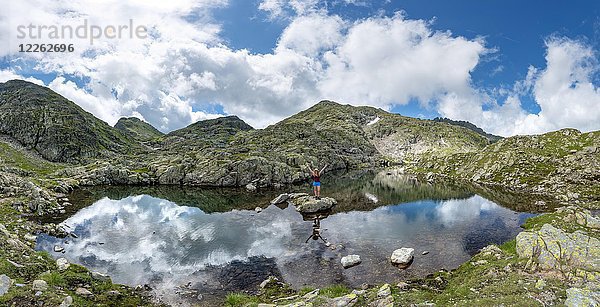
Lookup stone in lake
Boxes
[291,196,337,214]
[391,248,414,268]
[255,207,262,213]
[270,193,290,205]
[341,255,361,269]
[54,245,64,253]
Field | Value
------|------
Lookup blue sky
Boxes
[214,0,599,119]
[0,0,599,135]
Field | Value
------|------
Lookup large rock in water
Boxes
[391,248,414,268]
[290,195,337,214]
[516,224,600,272]
[341,255,361,269]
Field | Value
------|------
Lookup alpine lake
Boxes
[35,169,556,305]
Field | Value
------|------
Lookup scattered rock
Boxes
[270,193,290,205]
[564,288,600,307]
[75,287,93,297]
[535,279,546,290]
[0,274,11,296]
[377,284,391,297]
[331,293,358,307]
[341,255,362,269]
[245,183,257,192]
[32,280,47,291]
[302,289,319,301]
[56,258,70,271]
[259,276,278,289]
[106,290,121,297]
[59,295,73,307]
[91,271,111,282]
[396,282,409,290]
[351,289,366,296]
[472,260,488,266]
[391,248,414,268]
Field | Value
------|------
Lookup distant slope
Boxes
[72,100,492,187]
[0,80,139,163]
[433,117,502,142]
[415,129,600,207]
[114,117,164,142]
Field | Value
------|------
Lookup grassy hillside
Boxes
[414,129,600,208]
[0,80,140,163]
[114,117,164,143]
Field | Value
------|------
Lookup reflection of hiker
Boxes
[306,163,328,199]
[305,218,328,244]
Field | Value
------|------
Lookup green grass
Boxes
[225,293,260,306]
[0,141,63,176]
[319,284,351,298]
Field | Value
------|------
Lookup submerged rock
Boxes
[291,196,337,214]
[391,248,414,268]
[341,255,362,269]
[516,224,600,272]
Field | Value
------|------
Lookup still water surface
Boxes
[37,170,540,303]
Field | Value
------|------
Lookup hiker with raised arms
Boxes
[306,163,328,199]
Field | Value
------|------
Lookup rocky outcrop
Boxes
[516,223,600,274]
[565,288,600,307]
[414,129,600,208]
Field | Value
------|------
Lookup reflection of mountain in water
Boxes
[37,191,532,301]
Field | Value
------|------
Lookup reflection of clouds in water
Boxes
[58,195,302,286]
[40,193,525,295]
[436,195,498,227]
